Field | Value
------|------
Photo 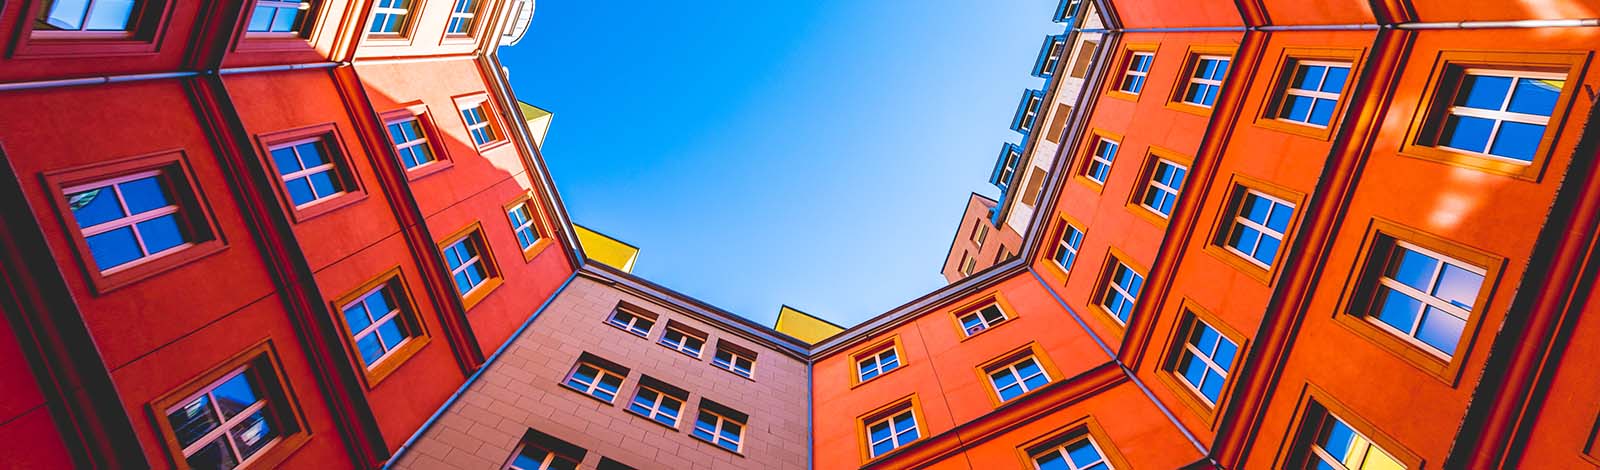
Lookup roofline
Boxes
[810,256,1031,358]
[574,224,641,252]
[581,263,814,357]
[939,192,1001,273]
[777,304,848,331]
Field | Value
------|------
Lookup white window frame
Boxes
[1302,411,1404,470]
[957,304,1009,337]
[658,325,705,358]
[340,284,412,367]
[606,308,654,337]
[164,366,279,467]
[63,170,192,274]
[270,138,344,208]
[369,0,411,34]
[1040,37,1066,76]
[1085,138,1117,184]
[444,235,490,296]
[713,348,755,378]
[1019,94,1044,131]
[856,347,900,382]
[507,202,542,250]
[1120,51,1154,94]
[627,384,684,427]
[1224,190,1294,269]
[1365,241,1483,359]
[246,0,307,34]
[1140,159,1187,218]
[1183,55,1230,108]
[1053,224,1082,272]
[385,117,436,170]
[988,356,1050,401]
[1031,435,1111,470]
[961,255,977,276]
[563,362,624,402]
[1103,261,1141,324]
[693,409,744,452]
[972,223,988,247]
[462,103,499,146]
[1437,68,1564,163]
[506,442,578,470]
[1278,60,1351,127]
[866,409,919,458]
[446,0,479,35]
[1175,319,1235,406]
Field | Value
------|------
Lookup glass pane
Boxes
[184,439,240,470]
[1386,248,1438,291]
[1066,439,1104,466]
[1416,307,1466,355]
[1506,77,1562,116]
[270,148,302,174]
[248,6,275,32]
[357,334,384,365]
[1488,121,1544,162]
[41,0,91,30]
[1372,287,1423,334]
[1309,97,1337,126]
[1316,417,1357,456]
[136,214,186,253]
[893,412,915,433]
[307,171,339,198]
[1229,225,1261,254]
[1455,75,1513,110]
[1200,369,1225,399]
[212,373,260,419]
[284,178,315,206]
[296,142,328,166]
[1213,338,1238,370]
[1321,67,1349,94]
[268,8,300,33]
[86,227,143,269]
[167,395,222,447]
[1293,65,1325,90]
[1255,235,1281,265]
[871,440,895,456]
[1242,194,1271,223]
[376,319,405,349]
[1266,202,1293,233]
[120,176,172,214]
[1035,452,1070,470]
[228,410,277,458]
[1432,264,1483,310]
[343,303,372,332]
[1180,354,1207,387]
[1192,325,1220,352]
[68,188,126,228]
[83,0,136,31]
[1280,94,1314,122]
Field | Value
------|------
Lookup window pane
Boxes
[167,395,222,447]
[120,176,171,214]
[1065,439,1104,466]
[343,303,372,332]
[184,439,239,470]
[1386,248,1438,291]
[1293,65,1325,90]
[357,334,384,365]
[83,0,137,31]
[376,320,405,348]
[307,170,339,197]
[86,227,142,269]
[1416,307,1466,355]
[268,7,300,32]
[248,6,275,32]
[270,148,303,173]
[1432,264,1483,310]
[1507,78,1562,116]
[285,178,315,206]
[42,0,91,30]
[1035,452,1070,470]
[228,410,277,458]
[1320,67,1349,93]
[1488,121,1544,162]
[1372,287,1423,333]
[1455,75,1512,110]
[211,373,260,418]
[136,214,186,253]
[68,188,125,228]
[1309,98,1337,126]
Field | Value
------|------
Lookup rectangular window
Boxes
[339,280,420,369]
[1030,434,1110,470]
[961,254,978,276]
[462,103,501,146]
[1120,52,1154,94]
[692,401,746,453]
[1171,316,1238,405]
[268,137,349,209]
[1181,55,1230,108]
[153,344,307,470]
[1434,69,1564,163]
[627,378,686,428]
[658,322,706,358]
[64,170,199,273]
[1222,189,1295,269]
[368,0,412,34]
[507,201,544,251]
[1034,35,1066,78]
[446,0,480,35]
[992,143,1023,191]
[606,306,655,337]
[987,355,1051,402]
[442,231,493,298]
[712,342,756,378]
[1099,258,1144,324]
[385,117,437,170]
[246,0,310,34]
[36,0,143,33]
[1084,137,1118,185]
[563,357,626,403]
[1359,240,1485,358]
[972,223,988,247]
[1068,40,1098,79]
[1012,90,1045,133]
[1275,61,1351,127]
[855,342,901,383]
[957,303,1009,337]
[865,407,920,458]
[507,430,583,470]
[1289,405,1406,470]
[1139,158,1188,218]
[1052,223,1083,272]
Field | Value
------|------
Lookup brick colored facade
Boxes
[941,193,1023,282]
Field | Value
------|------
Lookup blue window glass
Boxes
[386,118,437,169]
[271,140,345,207]
[1033,436,1110,470]
[989,357,1051,402]
[443,235,491,297]
[628,386,683,427]
[867,410,919,457]
[446,0,479,34]
[370,0,412,34]
[246,1,306,33]
[1365,242,1484,357]
[857,347,900,382]
[1120,52,1154,94]
[341,283,412,367]
[564,362,623,402]
[1438,71,1564,163]
[1277,61,1350,127]
[164,367,282,468]
[1141,159,1187,217]
[39,0,136,32]
[692,409,744,452]
[463,105,499,145]
[1175,318,1239,404]
[1101,261,1144,323]
[1085,138,1117,184]
[1182,56,1230,107]
[1224,190,1294,268]
[1053,224,1083,271]
[66,172,200,272]
[508,203,542,250]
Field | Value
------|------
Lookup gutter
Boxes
[0,61,343,93]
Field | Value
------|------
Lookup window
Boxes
[246,1,310,34]
[462,102,500,146]
[1289,406,1405,470]
[1052,0,1081,23]
[606,306,655,337]
[1031,434,1111,470]
[1180,56,1230,108]
[385,117,437,170]
[627,379,686,428]
[992,143,1023,191]
[1171,317,1238,405]
[987,355,1051,402]
[865,407,920,458]
[658,323,706,358]
[712,343,756,378]
[64,170,198,273]
[1083,137,1118,185]
[439,224,501,309]
[563,358,626,403]
[961,254,978,276]
[1012,90,1046,134]
[957,303,1009,337]
[596,458,634,470]
[268,137,348,209]
[339,280,420,369]
[1022,168,1047,206]
[1034,35,1067,78]
[1433,69,1564,163]
[692,402,746,453]
[1099,258,1143,324]
[855,341,901,383]
[446,0,481,35]
[36,0,143,33]
[1359,240,1484,358]
[368,0,411,34]
[1052,222,1083,272]
[1138,159,1188,218]
[1046,103,1074,143]
[153,343,307,470]
[1275,61,1351,127]
[506,200,545,252]
[1222,189,1295,269]
[1068,40,1098,79]
[1119,52,1155,94]
[972,223,989,248]
[507,430,583,470]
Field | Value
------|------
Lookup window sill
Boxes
[1253,115,1337,141]
[691,436,745,457]
[88,240,228,295]
[1125,202,1171,229]
[1105,89,1141,103]
[848,364,907,390]
[1199,243,1275,286]
[1164,100,1214,117]
[1395,145,1543,181]
[360,334,432,389]
[473,139,512,154]
[404,159,455,182]
[286,191,369,224]
[519,238,555,263]
[459,276,504,311]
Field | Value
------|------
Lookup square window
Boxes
[1030,434,1111,470]
[658,322,706,358]
[1120,51,1155,95]
[246,0,312,35]
[1138,158,1188,218]
[1180,55,1230,108]
[627,378,687,428]
[1358,239,1485,358]
[1288,404,1407,470]
[339,278,420,369]
[864,405,920,458]
[1170,316,1238,406]
[385,116,437,170]
[1274,61,1351,128]
[606,306,656,337]
[506,199,546,253]
[712,342,756,378]
[268,138,347,208]
[152,343,309,470]
[1221,188,1295,269]
[1083,137,1118,185]
[1098,257,1144,325]
[956,303,1009,337]
[986,355,1051,402]
[460,101,503,146]
[368,0,413,35]
[439,224,501,309]
[507,430,584,470]
[446,0,482,35]
[692,401,747,453]
[1052,222,1084,273]
[563,356,626,403]
[1400,51,1583,179]
[854,340,902,383]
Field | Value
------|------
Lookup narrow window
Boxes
[1068,40,1098,79]
[692,402,746,453]
[385,117,437,170]
[627,379,686,428]
[972,223,988,248]
[1434,70,1564,163]
[446,0,480,35]
[64,170,198,272]
[1360,240,1484,357]
[506,201,544,251]
[865,407,920,458]
[507,430,583,470]
[339,281,419,368]
[1034,35,1067,78]
[36,0,142,33]
[606,306,655,337]
[462,103,500,146]
[855,343,901,382]
[1013,90,1045,133]
[1181,56,1230,108]
[368,0,412,34]
[1030,433,1111,470]
[268,137,347,208]
[1084,138,1118,185]
[1100,260,1143,324]
[658,322,706,358]
[988,356,1051,402]
[246,0,311,35]
[961,255,978,276]
[1290,406,1405,470]
[712,343,756,378]
[562,358,626,403]
[1276,61,1350,127]
[1139,159,1188,218]
[1222,189,1295,269]
[1120,52,1154,94]
[992,143,1022,191]
[1052,223,1083,272]
[1171,317,1238,405]
[957,303,1009,337]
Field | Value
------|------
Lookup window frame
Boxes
[691,400,747,454]
[971,223,989,248]
[234,0,330,52]
[948,293,1017,340]
[605,304,657,338]
[1332,218,1503,384]
[256,123,367,223]
[711,340,757,379]
[455,93,509,150]
[437,221,503,310]
[857,395,923,462]
[1107,43,1159,102]
[1091,247,1147,329]
[1155,301,1246,425]
[1011,89,1047,134]
[1040,212,1086,283]
[1275,386,1421,470]
[1033,34,1067,78]
[850,336,905,386]
[504,429,585,470]
[1014,417,1132,470]
[43,149,227,294]
[503,193,554,262]
[1254,47,1365,140]
[1398,50,1587,181]
[379,105,454,180]
[1075,129,1123,192]
[443,0,484,38]
[961,253,978,276]
[561,355,628,404]
[626,378,688,429]
[1203,174,1306,285]
[1166,45,1237,116]
[14,0,176,57]
[148,340,311,470]
[328,266,431,388]
[658,321,708,359]
[1127,147,1192,227]
[365,0,421,42]
[974,343,1062,405]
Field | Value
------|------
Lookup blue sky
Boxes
[501,1,1062,327]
